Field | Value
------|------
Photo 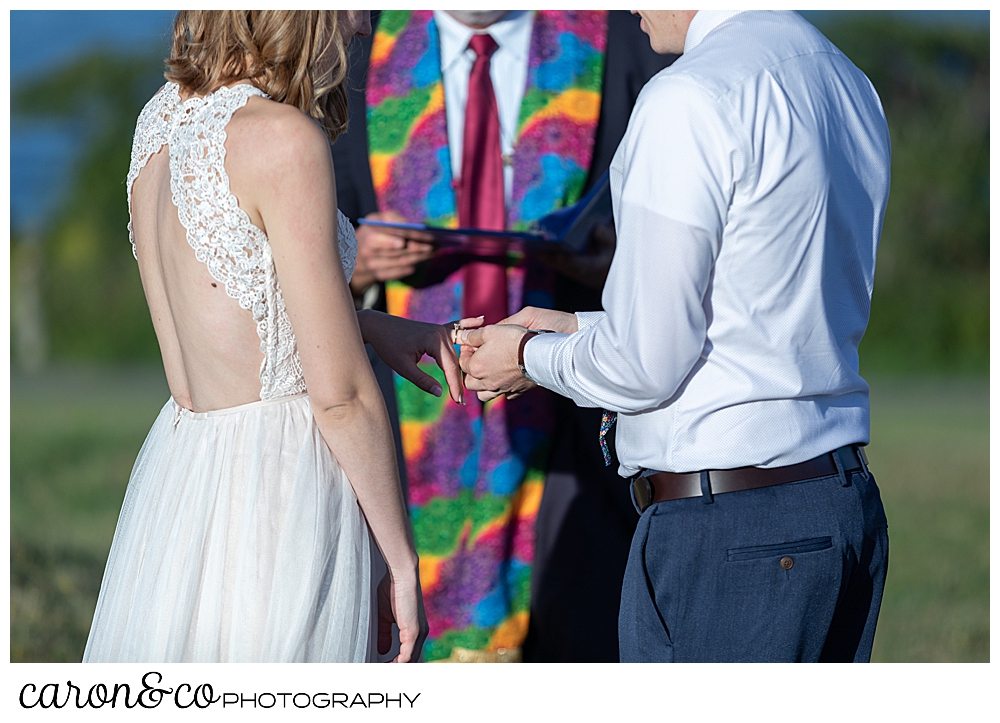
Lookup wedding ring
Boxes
[451,322,462,345]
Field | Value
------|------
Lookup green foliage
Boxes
[815,15,989,372]
[13,52,167,362]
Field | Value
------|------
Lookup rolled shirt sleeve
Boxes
[524,75,740,414]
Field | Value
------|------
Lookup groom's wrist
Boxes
[518,329,557,384]
[517,331,541,382]
[518,328,579,400]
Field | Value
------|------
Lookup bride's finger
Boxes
[425,334,465,404]
[394,359,444,398]
[446,316,486,344]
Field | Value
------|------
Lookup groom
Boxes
[459,10,892,662]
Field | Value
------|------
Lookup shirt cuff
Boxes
[522,331,576,400]
[575,311,605,331]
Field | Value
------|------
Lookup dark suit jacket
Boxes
[332,10,675,663]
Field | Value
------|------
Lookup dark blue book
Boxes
[357,170,612,255]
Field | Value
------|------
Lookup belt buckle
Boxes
[630,474,654,514]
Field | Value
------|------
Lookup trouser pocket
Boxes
[726,536,833,562]
[619,510,674,662]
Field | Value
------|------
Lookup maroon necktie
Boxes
[459,33,508,326]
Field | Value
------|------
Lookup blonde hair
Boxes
[165,10,349,141]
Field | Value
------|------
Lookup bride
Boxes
[83,10,464,663]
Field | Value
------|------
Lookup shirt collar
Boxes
[684,10,745,53]
[435,10,533,72]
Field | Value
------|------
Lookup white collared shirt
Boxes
[434,10,533,205]
[524,11,891,476]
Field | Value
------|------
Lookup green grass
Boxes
[10,365,169,662]
[866,377,989,661]
[8,367,989,662]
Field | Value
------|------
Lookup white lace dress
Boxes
[83,83,372,663]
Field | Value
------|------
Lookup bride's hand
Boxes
[377,568,428,663]
[357,311,470,403]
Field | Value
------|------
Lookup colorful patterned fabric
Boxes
[367,10,607,662]
[600,411,617,466]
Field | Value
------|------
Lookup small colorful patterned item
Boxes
[599,410,617,467]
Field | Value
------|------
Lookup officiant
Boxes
[330,10,673,662]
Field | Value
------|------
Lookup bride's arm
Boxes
[246,105,425,662]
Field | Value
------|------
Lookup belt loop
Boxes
[832,447,850,487]
[856,444,871,481]
[628,471,646,515]
[700,470,714,504]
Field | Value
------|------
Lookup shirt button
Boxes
[779,556,794,570]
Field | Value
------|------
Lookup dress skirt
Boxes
[83,393,372,662]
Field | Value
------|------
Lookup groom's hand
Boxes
[458,324,536,401]
[499,306,578,335]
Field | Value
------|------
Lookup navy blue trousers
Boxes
[619,468,889,662]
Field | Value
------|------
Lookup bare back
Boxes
[127,83,357,412]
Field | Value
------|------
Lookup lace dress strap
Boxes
[125,84,178,259]
[126,83,358,401]
[166,83,272,325]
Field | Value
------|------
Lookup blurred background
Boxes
[9,10,989,662]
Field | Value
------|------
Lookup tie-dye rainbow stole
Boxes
[366,10,606,661]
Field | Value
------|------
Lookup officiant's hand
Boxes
[350,211,435,295]
[458,324,537,401]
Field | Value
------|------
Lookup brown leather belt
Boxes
[631,445,868,513]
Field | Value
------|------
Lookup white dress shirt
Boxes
[524,10,891,476]
[434,10,533,206]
